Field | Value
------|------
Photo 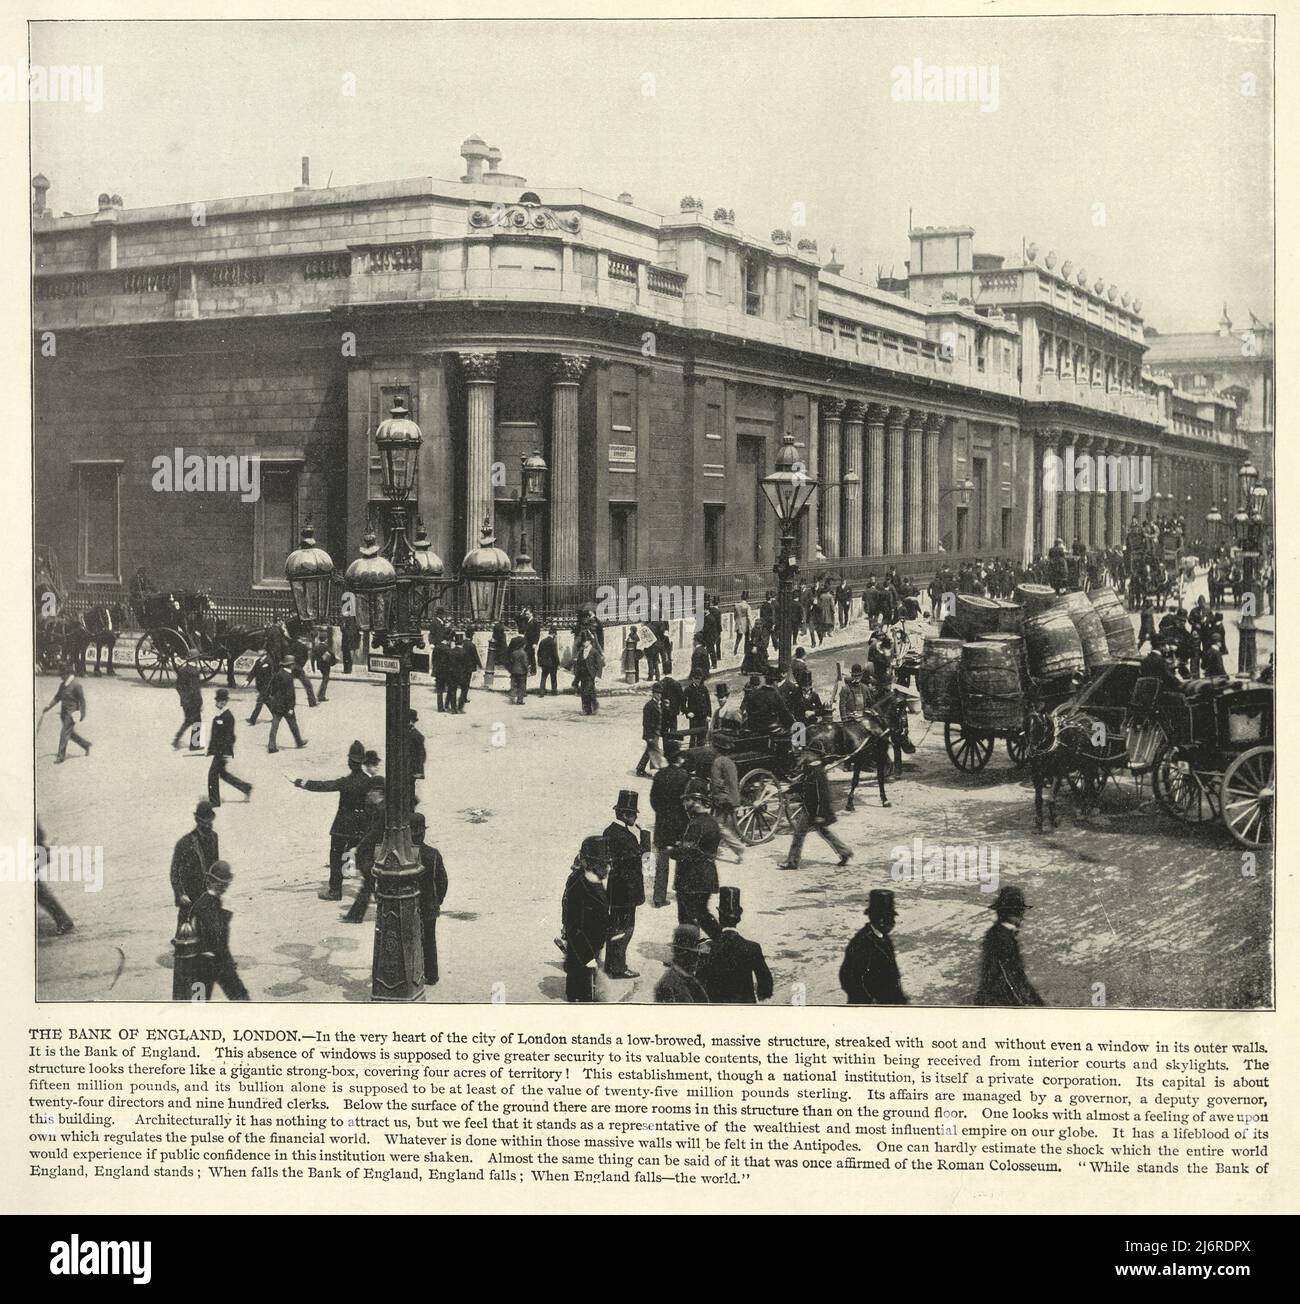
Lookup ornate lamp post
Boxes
[760,433,819,673]
[285,525,338,624]
[340,396,444,1002]
[512,450,549,581]
[1205,503,1222,554]
[461,517,513,628]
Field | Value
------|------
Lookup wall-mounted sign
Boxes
[609,443,637,464]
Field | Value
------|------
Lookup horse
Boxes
[185,594,275,687]
[1024,702,1110,830]
[805,712,893,811]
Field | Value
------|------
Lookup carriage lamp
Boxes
[284,524,337,623]
[1238,459,1259,498]
[374,396,422,501]
[513,450,549,581]
[462,518,513,625]
[1250,484,1268,521]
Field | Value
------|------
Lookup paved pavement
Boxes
[34,575,1272,1008]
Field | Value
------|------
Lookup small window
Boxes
[703,505,725,569]
[611,389,634,431]
[792,282,808,318]
[77,463,120,582]
[255,465,300,588]
[706,257,722,295]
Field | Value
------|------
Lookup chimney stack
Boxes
[296,156,311,193]
[460,135,489,184]
[31,173,49,218]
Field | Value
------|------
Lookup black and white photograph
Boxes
[27,12,1274,1010]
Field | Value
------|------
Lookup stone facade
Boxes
[31,142,1247,596]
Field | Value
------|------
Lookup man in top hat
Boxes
[207,688,251,806]
[411,811,449,986]
[603,790,646,979]
[743,669,795,736]
[189,860,249,1002]
[649,739,689,908]
[407,709,425,808]
[561,835,611,1002]
[974,886,1044,1007]
[778,748,852,871]
[711,681,744,736]
[266,657,307,752]
[683,670,712,745]
[696,887,772,1004]
[41,662,90,764]
[654,924,709,1003]
[451,629,482,713]
[170,800,218,999]
[536,624,560,697]
[838,664,866,723]
[671,780,723,940]
[294,740,373,900]
[1139,638,1183,693]
[839,889,907,1005]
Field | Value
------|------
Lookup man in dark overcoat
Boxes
[697,887,772,1003]
[974,886,1045,1007]
[561,835,611,1003]
[602,790,646,979]
[839,889,907,1005]
[294,740,370,900]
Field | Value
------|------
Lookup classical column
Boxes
[460,351,499,554]
[1058,432,1076,545]
[1106,442,1123,546]
[866,405,887,556]
[885,407,906,553]
[841,401,865,557]
[1074,437,1092,548]
[549,353,590,581]
[1120,442,1137,530]
[819,398,844,558]
[1038,430,1058,551]
[807,395,822,560]
[923,414,942,552]
[1091,438,1106,548]
[904,410,925,553]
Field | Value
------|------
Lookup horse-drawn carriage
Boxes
[680,727,806,846]
[130,591,226,684]
[1150,678,1274,848]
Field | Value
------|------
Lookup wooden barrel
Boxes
[1014,583,1058,616]
[980,632,1028,685]
[992,598,1024,633]
[960,641,1024,730]
[1062,590,1112,671]
[954,594,1002,641]
[1023,605,1086,680]
[919,638,964,722]
[1088,585,1138,659]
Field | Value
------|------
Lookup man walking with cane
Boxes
[42,664,90,764]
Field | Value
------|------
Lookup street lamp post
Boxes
[760,433,819,674]
[1205,503,1222,555]
[339,397,445,1002]
[511,450,549,581]
[1234,460,1264,676]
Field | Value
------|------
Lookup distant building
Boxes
[1144,306,1274,509]
[30,139,1247,599]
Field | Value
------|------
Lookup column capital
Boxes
[552,354,591,385]
[459,351,499,382]
[886,404,908,429]
[820,396,846,420]
[924,412,945,434]
[842,399,866,424]
[865,402,889,426]
[904,408,927,431]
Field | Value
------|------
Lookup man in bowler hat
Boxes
[189,860,249,1002]
[975,886,1045,1007]
[170,801,219,999]
[603,790,646,979]
[561,835,611,1002]
[839,889,907,1004]
[654,924,709,1003]
[207,688,251,806]
[697,887,773,1003]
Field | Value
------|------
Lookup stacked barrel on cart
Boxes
[920,585,1140,726]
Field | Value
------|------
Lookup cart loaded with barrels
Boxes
[918,582,1140,773]
[1149,679,1274,847]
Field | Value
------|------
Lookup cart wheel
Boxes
[945,722,993,771]
[1065,764,1107,806]
[1005,730,1028,768]
[1220,745,1274,848]
[1151,743,1219,824]
[735,768,783,846]
[195,653,224,683]
[134,632,176,685]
